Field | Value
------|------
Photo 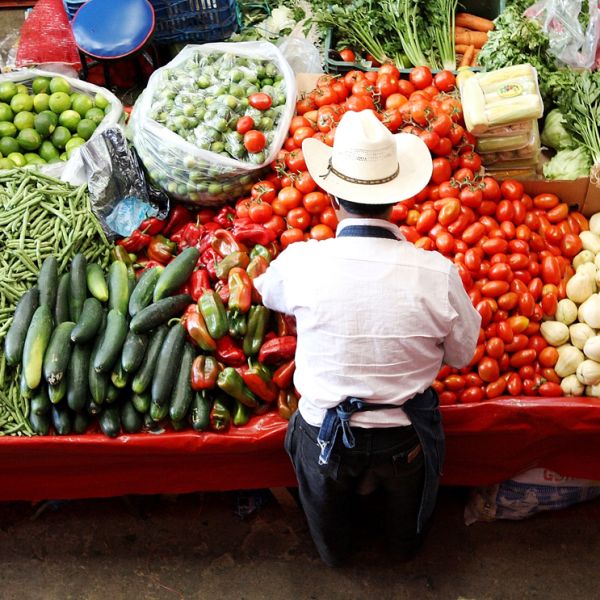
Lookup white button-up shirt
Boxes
[254,218,481,428]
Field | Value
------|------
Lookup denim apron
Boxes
[316,224,446,532]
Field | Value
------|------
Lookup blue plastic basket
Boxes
[149,0,239,44]
[63,0,87,20]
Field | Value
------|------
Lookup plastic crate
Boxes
[63,0,86,20]
[324,0,506,75]
[149,0,240,44]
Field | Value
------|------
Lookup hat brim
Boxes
[302,133,433,205]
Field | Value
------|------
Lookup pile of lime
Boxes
[0,75,109,169]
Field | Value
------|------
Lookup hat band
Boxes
[321,158,400,185]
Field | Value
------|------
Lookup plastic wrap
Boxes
[476,121,536,154]
[480,122,541,166]
[130,42,296,207]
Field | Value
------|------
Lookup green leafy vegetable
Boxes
[543,147,592,180]
[424,0,458,70]
[541,109,575,150]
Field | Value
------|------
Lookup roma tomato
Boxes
[486,337,505,359]
[500,180,524,200]
[539,346,559,368]
[510,349,537,368]
[431,158,452,184]
[459,386,485,403]
[236,116,255,135]
[538,382,563,397]
[478,357,500,383]
[541,256,561,285]
[248,92,272,110]
[506,373,522,396]
[485,378,507,399]
[533,193,559,210]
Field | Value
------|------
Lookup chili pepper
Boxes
[147,235,176,264]
[215,334,246,367]
[197,208,216,224]
[250,244,271,264]
[112,244,134,265]
[215,251,250,280]
[163,205,193,236]
[232,399,251,427]
[258,335,297,366]
[190,355,220,390]
[214,206,236,228]
[246,255,269,281]
[117,230,151,253]
[275,313,290,337]
[215,281,229,304]
[200,248,218,281]
[185,305,217,351]
[210,396,231,432]
[243,305,270,357]
[211,229,242,258]
[228,267,252,314]
[197,229,216,255]
[191,268,211,302]
[240,360,278,403]
[198,290,228,339]
[272,359,295,389]
[277,388,299,420]
[217,367,259,408]
[231,218,277,247]
[227,310,247,338]
[139,217,165,236]
[191,390,212,431]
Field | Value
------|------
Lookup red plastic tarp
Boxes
[2,397,600,501]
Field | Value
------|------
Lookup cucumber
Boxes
[86,399,102,416]
[89,314,108,404]
[106,383,120,404]
[171,419,186,431]
[121,400,143,433]
[131,325,168,394]
[43,321,75,386]
[99,405,120,437]
[93,309,128,373]
[71,297,103,344]
[191,391,211,432]
[51,405,71,435]
[31,386,50,416]
[151,323,186,408]
[153,247,200,302]
[149,400,169,422]
[169,343,195,422]
[29,411,50,435]
[73,411,90,434]
[129,294,192,334]
[86,263,109,302]
[54,273,71,325]
[121,331,148,373]
[38,255,58,311]
[108,260,129,315]
[5,287,39,366]
[48,378,67,404]
[69,253,87,322]
[20,368,35,399]
[111,361,129,389]
[131,391,151,414]
[66,343,91,413]
[128,266,162,317]
[22,304,53,390]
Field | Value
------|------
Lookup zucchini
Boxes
[153,247,200,302]
[121,400,143,433]
[93,309,128,373]
[55,273,71,325]
[38,255,58,311]
[43,321,75,386]
[29,411,50,435]
[66,343,91,413]
[73,411,90,434]
[171,419,186,431]
[21,304,53,390]
[71,297,103,344]
[111,361,129,389]
[129,294,192,334]
[121,330,148,373]
[4,287,39,366]
[86,263,109,302]
[20,368,35,399]
[191,391,211,432]
[31,386,50,416]
[48,378,67,404]
[99,405,120,437]
[108,260,129,315]
[106,383,120,404]
[69,253,87,322]
[131,391,151,414]
[128,266,162,317]
[149,400,169,422]
[169,343,195,422]
[131,325,168,394]
[51,405,71,435]
[151,323,186,408]
[89,314,109,404]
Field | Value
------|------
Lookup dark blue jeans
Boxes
[285,411,425,567]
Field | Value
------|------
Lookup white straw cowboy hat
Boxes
[302,110,433,205]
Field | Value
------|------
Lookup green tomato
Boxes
[255,65,266,79]
[210,141,225,153]
[265,63,279,79]
[259,117,274,131]
[230,69,244,83]
[261,78,274,87]
[208,182,223,195]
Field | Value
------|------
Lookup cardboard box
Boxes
[519,177,589,211]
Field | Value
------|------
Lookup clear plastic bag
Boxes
[130,42,297,207]
[525,0,600,69]
[480,122,541,165]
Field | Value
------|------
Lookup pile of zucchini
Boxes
[4,248,211,437]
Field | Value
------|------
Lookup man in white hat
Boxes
[254,110,481,567]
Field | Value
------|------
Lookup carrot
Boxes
[472,48,480,66]
[455,31,488,49]
[455,26,470,35]
[455,44,471,54]
[455,12,494,33]
[459,45,475,68]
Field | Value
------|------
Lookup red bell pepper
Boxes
[215,335,246,367]
[215,280,230,304]
[231,217,277,247]
[191,268,211,302]
[117,230,151,253]
[258,336,297,366]
[184,304,217,351]
[228,267,252,314]
[246,255,269,280]
[275,313,297,337]
[163,205,193,236]
[214,206,236,228]
[272,359,295,389]
[200,248,218,281]
[172,221,204,250]
[147,235,176,264]
[239,360,278,403]
[139,217,165,236]
[190,355,220,390]
[197,208,216,224]
[211,229,243,258]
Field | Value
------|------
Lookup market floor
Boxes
[0,487,598,600]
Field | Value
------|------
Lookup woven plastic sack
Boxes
[130,41,296,207]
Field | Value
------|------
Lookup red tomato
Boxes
[287,207,311,230]
[541,256,561,285]
[251,180,277,203]
[481,280,510,298]
[248,92,272,111]
[244,130,266,153]
[505,335,529,353]
[539,346,559,368]
[485,377,507,399]
[528,335,547,354]
[303,191,329,215]
[478,357,500,383]
[481,238,508,256]
[533,193,559,210]
[510,349,537,368]
[263,215,286,237]
[462,222,486,245]
[438,391,457,405]
[248,201,273,224]
[444,375,466,391]
[486,337,505,359]
[433,137,453,156]
[460,152,482,172]
[435,231,454,255]
[416,209,437,234]
[309,224,335,240]
[560,233,583,257]
[438,199,461,226]
[518,292,535,317]
[505,373,522,396]
[339,48,356,62]
[481,177,501,202]
[497,321,514,343]
[285,149,307,173]
[236,116,255,135]
[280,227,305,248]
[409,66,433,89]
[538,382,563,397]
[500,180,524,200]
[508,315,530,334]
[541,292,558,317]
[488,263,512,281]
[433,70,456,92]
[497,292,519,311]
[458,386,484,403]
[320,206,338,230]
[431,158,452,184]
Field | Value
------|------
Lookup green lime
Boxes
[39,110,58,128]
[24,153,46,165]
[71,94,93,117]
[0,121,17,138]
[76,118,96,140]
[48,92,71,114]
[0,81,17,102]
[10,93,34,113]
[51,126,71,149]
[58,109,81,132]
[34,112,55,137]
[7,151,26,167]
[17,128,42,151]
[49,76,71,94]
[94,93,109,109]
[39,140,60,162]
[16,84,28,96]
[0,102,13,121]
[32,76,51,94]
[65,136,85,153]
[13,111,35,131]
[0,157,15,169]
[0,136,19,155]
[33,93,50,113]
[85,107,105,125]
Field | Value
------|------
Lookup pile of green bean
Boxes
[0,168,112,435]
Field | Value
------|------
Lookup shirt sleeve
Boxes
[253,251,294,315]
[442,265,482,368]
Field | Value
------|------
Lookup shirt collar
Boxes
[336,218,405,241]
